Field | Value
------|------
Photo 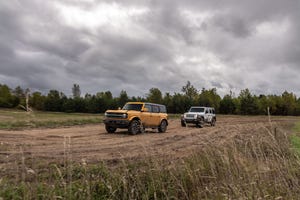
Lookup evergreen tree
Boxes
[198,88,221,112]
[29,92,46,110]
[182,81,198,102]
[220,94,236,114]
[44,90,64,111]
[147,88,163,104]
[239,89,259,115]
[281,91,297,115]
[72,84,81,98]
[0,84,19,108]
[118,90,129,107]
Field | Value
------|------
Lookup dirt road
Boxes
[0,115,298,171]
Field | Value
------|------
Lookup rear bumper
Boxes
[104,119,130,128]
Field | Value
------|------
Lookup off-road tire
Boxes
[196,123,203,128]
[211,118,216,126]
[105,125,117,133]
[129,119,141,135]
[158,120,168,133]
[140,123,145,134]
[181,120,186,127]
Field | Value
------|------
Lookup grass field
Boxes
[1,110,300,199]
[290,121,300,155]
[0,109,103,130]
[0,109,182,130]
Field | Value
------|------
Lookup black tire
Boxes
[140,123,145,133]
[211,118,216,126]
[196,123,203,128]
[158,120,168,133]
[105,125,116,133]
[128,119,141,135]
[181,120,186,127]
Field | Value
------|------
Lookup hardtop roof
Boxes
[190,106,215,109]
[126,102,166,107]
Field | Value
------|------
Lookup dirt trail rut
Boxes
[0,116,298,169]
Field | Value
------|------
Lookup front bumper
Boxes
[104,119,130,128]
[181,118,203,124]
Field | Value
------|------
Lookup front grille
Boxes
[186,114,195,118]
[106,113,124,118]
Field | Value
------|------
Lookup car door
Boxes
[142,104,152,127]
[204,108,211,122]
[208,108,213,122]
[151,105,160,126]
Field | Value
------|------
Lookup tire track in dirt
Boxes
[0,115,299,172]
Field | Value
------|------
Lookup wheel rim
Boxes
[106,126,116,133]
[161,121,167,131]
[131,120,140,134]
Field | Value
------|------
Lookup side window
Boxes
[205,108,208,114]
[212,109,215,114]
[159,105,166,113]
[144,104,152,112]
[151,105,159,113]
[209,109,212,114]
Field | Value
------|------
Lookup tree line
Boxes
[1,82,300,115]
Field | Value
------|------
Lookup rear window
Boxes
[151,105,160,113]
[159,105,167,113]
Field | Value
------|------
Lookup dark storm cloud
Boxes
[0,0,300,97]
[212,15,253,38]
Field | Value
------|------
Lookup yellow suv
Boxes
[104,102,168,134]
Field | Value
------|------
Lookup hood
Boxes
[105,110,127,114]
[184,112,205,116]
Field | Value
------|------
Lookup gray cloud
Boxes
[0,0,300,97]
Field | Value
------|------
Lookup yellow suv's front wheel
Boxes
[158,120,168,133]
[105,125,117,133]
[128,119,142,135]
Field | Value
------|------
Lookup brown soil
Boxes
[0,115,299,172]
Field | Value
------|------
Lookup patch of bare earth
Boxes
[0,115,298,176]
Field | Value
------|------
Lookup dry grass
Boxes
[0,109,103,130]
[1,121,300,199]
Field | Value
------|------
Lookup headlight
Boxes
[122,113,128,118]
[104,112,107,117]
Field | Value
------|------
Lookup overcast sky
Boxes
[0,0,299,97]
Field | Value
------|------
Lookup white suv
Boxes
[181,106,216,128]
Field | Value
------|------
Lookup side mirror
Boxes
[142,108,148,112]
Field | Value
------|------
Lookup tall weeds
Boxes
[1,124,300,199]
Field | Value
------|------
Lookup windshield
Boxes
[189,107,204,112]
[122,104,143,111]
